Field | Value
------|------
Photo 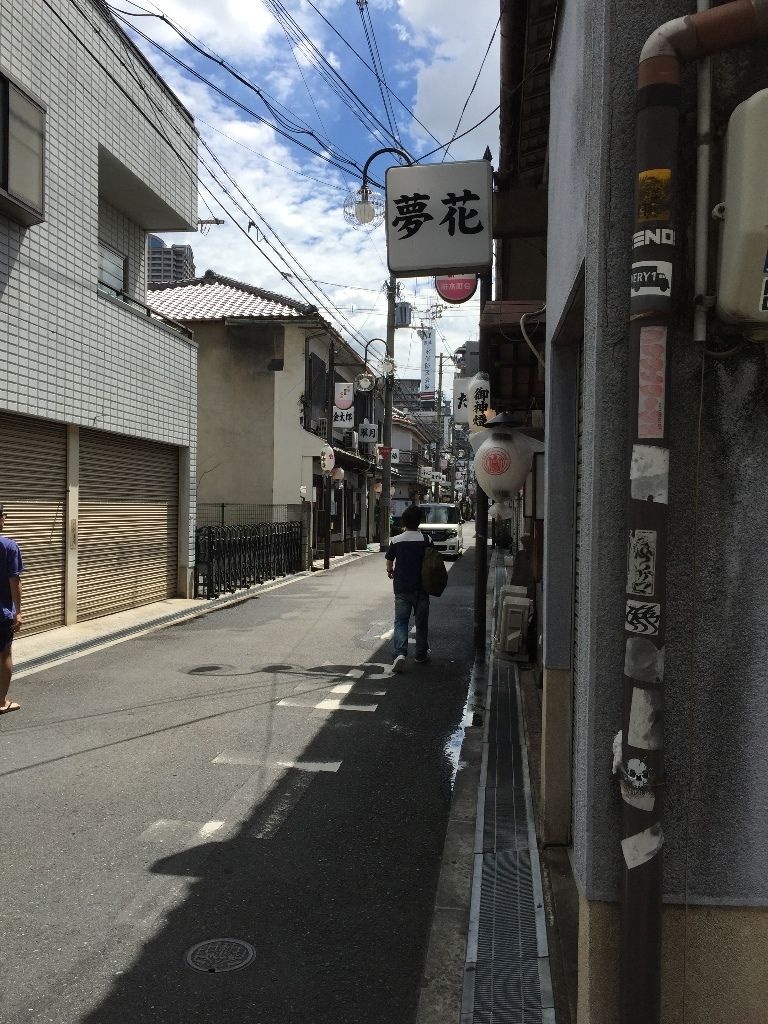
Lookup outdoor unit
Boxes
[395,301,412,328]
[317,417,328,437]
[343,429,359,452]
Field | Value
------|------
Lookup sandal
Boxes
[0,700,20,714]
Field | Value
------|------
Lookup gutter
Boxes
[619,4,768,1023]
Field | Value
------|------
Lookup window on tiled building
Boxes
[0,72,45,226]
[97,241,126,296]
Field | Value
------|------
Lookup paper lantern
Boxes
[332,467,345,481]
[467,372,495,434]
[320,443,335,473]
[373,482,383,494]
[473,427,532,502]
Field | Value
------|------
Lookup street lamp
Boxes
[345,146,413,548]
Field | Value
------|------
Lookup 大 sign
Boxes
[385,161,493,277]
[453,377,471,423]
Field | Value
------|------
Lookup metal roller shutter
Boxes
[0,412,66,634]
[78,429,178,620]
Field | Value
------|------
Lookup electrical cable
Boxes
[356,0,401,150]
[442,12,501,161]
[519,305,546,369]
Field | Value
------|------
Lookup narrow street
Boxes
[1,530,477,1024]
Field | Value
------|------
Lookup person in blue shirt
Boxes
[0,505,24,715]
[385,504,433,673]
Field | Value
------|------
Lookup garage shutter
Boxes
[0,412,66,634]
[78,429,178,620]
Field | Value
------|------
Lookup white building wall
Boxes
[0,0,198,569]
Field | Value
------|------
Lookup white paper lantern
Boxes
[320,443,335,473]
[473,428,532,501]
[373,481,383,494]
[467,372,495,434]
[332,467,345,481]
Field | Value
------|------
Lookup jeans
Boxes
[393,590,430,659]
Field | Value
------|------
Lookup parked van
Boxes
[418,502,464,559]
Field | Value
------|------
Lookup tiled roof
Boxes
[148,270,315,322]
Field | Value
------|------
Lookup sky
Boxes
[118,0,500,393]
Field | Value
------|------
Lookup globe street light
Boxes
[345,147,413,547]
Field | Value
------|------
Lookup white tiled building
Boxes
[0,0,198,631]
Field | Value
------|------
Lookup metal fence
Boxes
[196,503,299,527]
[194,522,304,599]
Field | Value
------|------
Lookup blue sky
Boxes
[118,0,500,387]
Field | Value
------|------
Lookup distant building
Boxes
[148,234,195,284]
[453,340,479,377]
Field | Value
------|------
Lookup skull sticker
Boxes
[626,758,650,791]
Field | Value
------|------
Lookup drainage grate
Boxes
[185,938,256,974]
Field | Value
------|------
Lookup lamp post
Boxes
[345,145,413,549]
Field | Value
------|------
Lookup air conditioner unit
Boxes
[317,418,328,437]
[343,429,359,452]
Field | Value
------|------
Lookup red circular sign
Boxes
[434,274,478,304]
[480,446,512,476]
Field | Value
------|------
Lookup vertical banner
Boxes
[453,377,470,423]
[420,328,436,401]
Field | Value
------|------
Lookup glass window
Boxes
[420,504,459,524]
[98,242,126,295]
[7,84,44,211]
[0,74,45,224]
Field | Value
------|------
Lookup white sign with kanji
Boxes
[390,449,400,464]
[359,421,377,442]
[335,382,354,409]
[332,406,354,426]
[453,377,471,423]
[420,328,436,399]
[385,161,493,277]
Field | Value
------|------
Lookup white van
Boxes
[418,502,464,559]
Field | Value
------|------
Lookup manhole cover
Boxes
[185,938,256,973]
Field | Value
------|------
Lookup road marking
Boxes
[248,771,315,839]
[330,682,387,696]
[212,753,342,772]
[314,698,378,712]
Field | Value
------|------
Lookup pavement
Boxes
[6,530,566,1024]
[1,534,480,1024]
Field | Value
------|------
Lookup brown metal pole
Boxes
[619,4,768,1020]
[380,275,396,548]
[473,272,492,656]
[323,342,335,570]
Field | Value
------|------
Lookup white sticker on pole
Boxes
[622,823,664,869]
[630,445,668,504]
[630,260,672,297]
[628,687,663,750]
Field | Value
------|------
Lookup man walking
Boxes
[385,504,432,672]
[0,505,23,715]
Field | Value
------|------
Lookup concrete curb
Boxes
[15,549,376,679]
[415,658,487,1024]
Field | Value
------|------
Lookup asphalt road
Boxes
[1,527,478,1024]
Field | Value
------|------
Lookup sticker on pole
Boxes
[631,261,672,297]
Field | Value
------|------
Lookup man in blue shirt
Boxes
[385,505,432,672]
[0,505,24,715]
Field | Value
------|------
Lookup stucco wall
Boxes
[552,0,768,904]
[195,322,276,503]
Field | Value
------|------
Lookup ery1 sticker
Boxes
[637,168,672,223]
[631,261,672,297]
[760,277,768,313]
[638,325,666,439]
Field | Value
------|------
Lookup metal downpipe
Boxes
[619,3,768,1022]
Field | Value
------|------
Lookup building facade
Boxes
[148,234,196,285]
[489,0,768,1019]
[149,271,378,559]
[0,0,198,632]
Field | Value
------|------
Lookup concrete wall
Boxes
[577,894,768,1023]
[546,0,768,908]
[194,322,276,503]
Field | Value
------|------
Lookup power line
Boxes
[356,0,401,150]
[442,13,501,161]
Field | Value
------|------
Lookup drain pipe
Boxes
[619,4,768,1023]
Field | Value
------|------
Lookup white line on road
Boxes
[278,697,378,712]
[330,682,387,696]
[212,753,342,772]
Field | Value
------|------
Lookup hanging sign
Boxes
[435,274,478,304]
[453,377,471,423]
[390,449,400,464]
[359,420,377,442]
[333,406,354,426]
[420,327,436,401]
[386,160,493,277]
[335,382,354,409]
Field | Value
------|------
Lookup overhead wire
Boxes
[441,12,501,161]
[356,0,401,150]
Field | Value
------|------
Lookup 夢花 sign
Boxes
[385,161,493,277]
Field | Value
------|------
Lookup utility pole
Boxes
[324,342,335,570]
[380,274,396,548]
[433,352,444,501]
